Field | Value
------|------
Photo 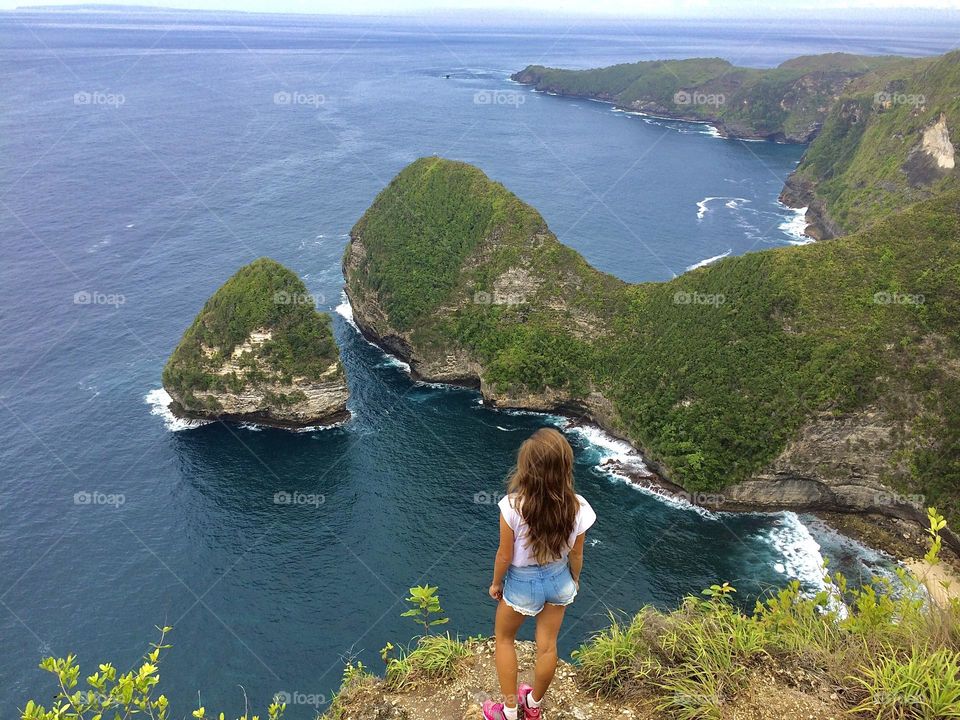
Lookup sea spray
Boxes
[145,388,211,432]
[695,196,750,221]
[779,204,814,245]
[685,248,732,271]
[764,511,851,611]
[335,294,412,372]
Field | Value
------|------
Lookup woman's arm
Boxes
[489,515,514,600]
[568,533,586,587]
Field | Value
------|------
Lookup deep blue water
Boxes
[2,11,957,718]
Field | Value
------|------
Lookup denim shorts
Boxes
[502,559,578,616]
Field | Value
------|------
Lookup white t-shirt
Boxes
[498,493,597,567]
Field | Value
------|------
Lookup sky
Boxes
[4,0,960,16]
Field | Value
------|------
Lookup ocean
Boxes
[2,10,956,717]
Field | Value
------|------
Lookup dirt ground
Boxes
[332,639,850,720]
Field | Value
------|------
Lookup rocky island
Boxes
[345,157,960,544]
[162,257,349,428]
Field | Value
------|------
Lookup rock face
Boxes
[922,113,956,170]
[163,258,349,428]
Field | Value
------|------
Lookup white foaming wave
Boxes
[686,248,732,271]
[779,205,814,245]
[571,424,718,517]
[567,423,643,467]
[499,408,568,425]
[618,108,725,139]
[597,460,718,517]
[413,380,451,388]
[558,424,712,513]
[382,356,413,371]
[696,196,749,220]
[765,512,845,611]
[334,294,357,326]
[145,388,211,432]
[292,415,351,433]
[336,292,412,372]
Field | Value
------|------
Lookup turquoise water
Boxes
[3,10,953,717]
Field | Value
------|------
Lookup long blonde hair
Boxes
[507,428,578,564]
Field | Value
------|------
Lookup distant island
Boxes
[513,50,959,239]
[162,257,349,428]
[345,156,960,545]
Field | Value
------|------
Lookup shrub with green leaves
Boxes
[400,584,450,635]
[19,627,286,720]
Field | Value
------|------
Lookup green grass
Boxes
[346,157,960,525]
[383,634,472,690]
[573,573,960,718]
[162,257,341,406]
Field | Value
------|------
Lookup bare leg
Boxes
[494,600,527,709]
[533,603,566,701]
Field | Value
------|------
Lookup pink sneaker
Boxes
[482,700,518,720]
[518,684,541,719]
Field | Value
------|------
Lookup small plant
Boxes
[322,661,375,720]
[19,627,286,720]
[401,585,449,635]
[701,582,736,601]
[384,635,471,690]
[926,507,948,565]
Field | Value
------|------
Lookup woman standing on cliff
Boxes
[483,428,597,720]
